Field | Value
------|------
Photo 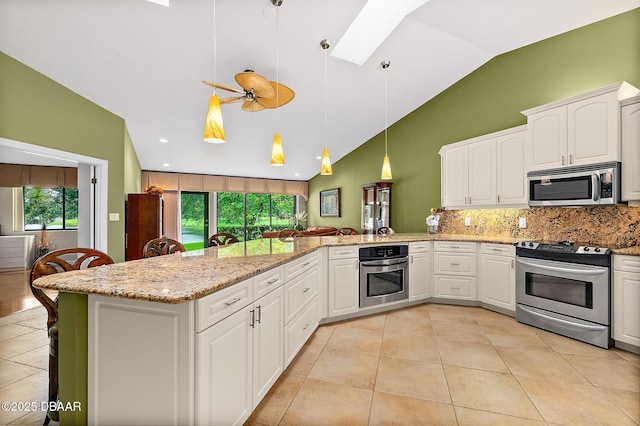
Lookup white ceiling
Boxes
[1,0,638,180]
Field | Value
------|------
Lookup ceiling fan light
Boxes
[203,94,226,143]
[271,132,285,166]
[321,147,332,175]
[381,155,392,180]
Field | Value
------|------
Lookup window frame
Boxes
[21,185,79,231]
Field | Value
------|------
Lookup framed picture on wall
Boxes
[320,188,341,217]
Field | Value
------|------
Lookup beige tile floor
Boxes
[248,304,640,426]
[0,304,638,425]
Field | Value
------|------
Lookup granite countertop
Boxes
[32,233,637,304]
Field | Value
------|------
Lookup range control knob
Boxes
[595,247,601,252]
[529,242,534,247]
[584,247,590,251]
[521,242,527,246]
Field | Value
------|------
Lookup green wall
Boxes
[308,8,640,231]
[0,52,141,262]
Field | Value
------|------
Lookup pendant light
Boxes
[320,39,332,175]
[203,0,225,144]
[380,60,392,180]
[270,0,285,166]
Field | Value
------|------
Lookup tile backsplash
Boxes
[437,205,640,248]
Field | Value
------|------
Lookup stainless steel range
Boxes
[515,240,612,348]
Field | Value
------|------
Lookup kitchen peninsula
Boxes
[33,233,637,425]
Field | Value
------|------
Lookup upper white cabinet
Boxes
[440,126,526,209]
[620,96,640,204]
[522,82,640,172]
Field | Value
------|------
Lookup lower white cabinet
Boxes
[432,242,477,300]
[478,243,516,312]
[613,255,640,348]
[328,246,359,317]
[0,235,35,270]
[196,286,283,426]
[409,242,431,301]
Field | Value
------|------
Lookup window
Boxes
[180,192,209,250]
[216,192,296,241]
[23,186,78,230]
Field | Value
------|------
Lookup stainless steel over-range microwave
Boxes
[528,162,621,207]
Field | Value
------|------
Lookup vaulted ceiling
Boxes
[1,0,638,180]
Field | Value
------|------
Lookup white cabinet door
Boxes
[196,305,253,426]
[621,99,640,202]
[468,139,496,205]
[409,252,430,301]
[613,270,640,347]
[442,144,468,207]
[478,253,515,311]
[496,130,527,206]
[527,105,568,171]
[328,258,359,317]
[568,92,620,166]
[253,287,284,407]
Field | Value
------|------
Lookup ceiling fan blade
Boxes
[202,81,245,94]
[241,100,266,112]
[219,96,244,104]
[235,72,274,98]
[257,82,295,108]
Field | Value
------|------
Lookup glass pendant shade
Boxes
[321,147,332,175]
[203,94,226,143]
[270,132,285,166]
[381,155,392,180]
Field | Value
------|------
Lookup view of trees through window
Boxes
[217,192,295,242]
[23,186,78,230]
[181,192,209,251]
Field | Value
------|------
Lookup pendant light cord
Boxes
[384,64,388,156]
[275,5,280,127]
[324,45,328,150]
[213,0,217,92]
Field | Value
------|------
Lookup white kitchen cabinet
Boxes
[409,242,431,301]
[441,144,468,207]
[0,235,35,270]
[328,246,359,317]
[613,255,640,349]
[197,286,283,426]
[621,96,640,204]
[496,130,527,205]
[523,82,639,172]
[478,243,516,312]
[440,126,527,209]
[432,241,477,301]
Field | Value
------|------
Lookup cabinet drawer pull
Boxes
[256,305,261,324]
[267,278,279,285]
[250,309,255,328]
[302,323,310,330]
[450,287,460,290]
[302,261,310,267]
[511,259,515,269]
[450,263,460,266]
[303,287,310,293]
[225,297,241,306]
[561,155,565,165]
[569,154,573,165]
[450,245,460,249]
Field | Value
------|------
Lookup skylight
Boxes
[331,0,430,66]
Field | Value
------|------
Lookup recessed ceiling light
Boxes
[294,173,300,177]
[315,156,322,160]
[145,0,170,7]
[331,0,430,66]
[159,138,169,143]
[161,163,170,167]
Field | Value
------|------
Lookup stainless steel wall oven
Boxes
[359,245,408,308]
[515,241,612,348]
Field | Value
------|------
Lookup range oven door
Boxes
[516,256,609,325]
[359,257,408,308]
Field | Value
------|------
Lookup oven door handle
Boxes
[361,259,406,268]
[518,305,606,331]
[516,258,604,276]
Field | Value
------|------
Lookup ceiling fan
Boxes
[203,70,295,112]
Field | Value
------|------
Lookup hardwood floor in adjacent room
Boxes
[0,270,56,318]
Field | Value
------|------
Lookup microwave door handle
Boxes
[593,174,600,202]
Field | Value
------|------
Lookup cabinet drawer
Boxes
[284,296,320,367]
[196,278,253,332]
[0,247,25,258]
[480,243,515,256]
[0,238,27,249]
[284,267,319,324]
[409,241,431,253]
[433,275,476,300]
[284,252,318,281]
[0,258,26,268]
[328,246,358,260]
[434,241,476,252]
[614,255,640,273]
[255,266,284,298]
[433,252,476,275]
